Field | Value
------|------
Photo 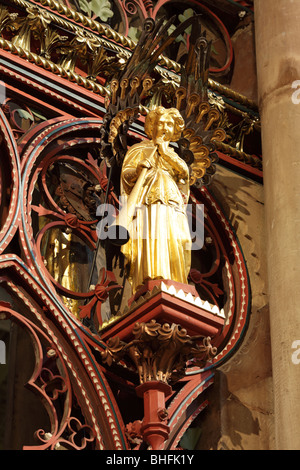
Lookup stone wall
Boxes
[196,165,274,450]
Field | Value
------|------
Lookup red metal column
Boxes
[136,381,172,450]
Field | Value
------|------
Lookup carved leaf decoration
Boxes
[32,204,53,217]
[78,0,114,22]
[16,108,34,121]
[102,320,217,384]
[31,108,47,122]
[128,27,141,43]
[0,6,18,34]
[77,0,92,16]
[101,336,128,366]
[177,8,194,38]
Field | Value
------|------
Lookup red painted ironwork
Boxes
[0,94,250,451]
[136,381,172,450]
[79,268,122,326]
[164,371,214,450]
[0,301,97,450]
[100,281,225,342]
[0,2,253,450]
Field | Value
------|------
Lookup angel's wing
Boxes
[173,16,227,187]
[100,15,227,188]
[99,15,203,167]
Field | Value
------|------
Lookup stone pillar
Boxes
[254,0,300,450]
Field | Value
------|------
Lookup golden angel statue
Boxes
[118,106,192,293]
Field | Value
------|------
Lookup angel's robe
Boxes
[120,140,192,293]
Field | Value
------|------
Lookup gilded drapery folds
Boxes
[119,106,191,292]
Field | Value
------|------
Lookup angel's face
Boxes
[153,114,175,143]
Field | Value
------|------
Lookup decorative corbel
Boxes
[101,319,216,449]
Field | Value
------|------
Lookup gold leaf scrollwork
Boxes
[58,30,101,73]
[0,6,18,34]
[9,6,52,51]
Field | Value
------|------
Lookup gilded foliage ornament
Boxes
[101,319,217,384]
